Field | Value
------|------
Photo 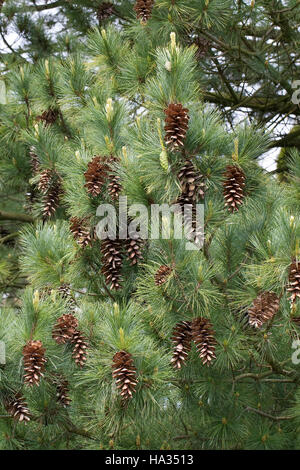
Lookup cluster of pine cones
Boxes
[100,233,144,290]
[171,318,216,369]
[96,1,155,25]
[84,154,122,200]
[27,148,63,219]
[163,102,246,214]
[52,285,88,368]
[7,286,84,422]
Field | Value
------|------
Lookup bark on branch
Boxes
[0,210,34,223]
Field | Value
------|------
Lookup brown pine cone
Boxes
[125,235,144,266]
[191,318,216,366]
[287,259,300,305]
[108,173,122,201]
[112,350,138,400]
[38,169,53,193]
[29,147,40,175]
[154,265,172,286]
[101,238,123,290]
[248,291,280,328]
[5,393,31,423]
[52,313,78,344]
[71,330,88,368]
[70,217,93,248]
[177,160,205,202]
[36,108,59,126]
[53,375,71,407]
[84,155,110,197]
[223,165,245,213]
[23,340,47,386]
[171,321,192,369]
[164,103,189,149]
[42,178,62,219]
[97,2,115,22]
[134,0,154,23]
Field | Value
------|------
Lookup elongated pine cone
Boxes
[97,2,114,22]
[154,265,172,286]
[52,313,78,344]
[287,259,300,305]
[248,291,280,328]
[5,393,31,423]
[42,178,62,219]
[171,321,192,369]
[134,0,154,23]
[70,216,93,248]
[191,318,216,366]
[164,103,189,149]
[36,108,59,126]
[112,350,138,400]
[71,330,88,368]
[177,160,205,202]
[84,155,110,197]
[23,340,47,386]
[29,147,40,175]
[223,165,245,213]
[101,238,123,290]
[193,36,211,60]
[125,235,143,266]
[54,376,71,407]
[108,172,122,201]
[38,169,53,193]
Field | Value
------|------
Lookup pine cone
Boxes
[71,330,88,368]
[125,235,143,266]
[57,283,72,300]
[42,178,62,219]
[70,217,93,248]
[84,155,110,197]
[193,36,211,60]
[97,2,115,22]
[164,103,189,149]
[223,165,245,213]
[112,350,138,400]
[101,238,123,290]
[171,321,192,369]
[38,169,53,193]
[177,160,205,202]
[248,291,280,328]
[5,393,31,423]
[53,375,71,407]
[287,259,300,305]
[108,173,122,201]
[134,0,154,23]
[29,147,40,175]
[36,108,59,126]
[52,313,78,344]
[23,340,47,386]
[58,283,77,312]
[154,265,172,286]
[191,318,216,366]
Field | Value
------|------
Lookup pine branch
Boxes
[0,210,35,223]
[245,406,293,422]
